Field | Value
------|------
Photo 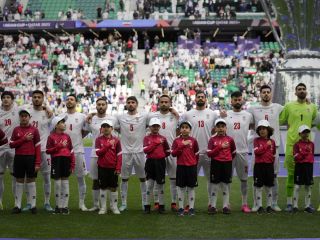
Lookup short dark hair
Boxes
[96,96,108,103]
[1,91,14,100]
[195,90,207,98]
[126,96,138,104]
[260,85,271,92]
[159,94,171,102]
[231,91,242,98]
[67,94,77,102]
[32,90,44,96]
[295,83,307,90]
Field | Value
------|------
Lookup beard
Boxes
[297,93,306,100]
[97,108,106,114]
[127,106,135,112]
[196,101,205,107]
[233,103,242,110]
[160,105,169,112]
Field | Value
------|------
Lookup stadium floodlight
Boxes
[261,0,320,106]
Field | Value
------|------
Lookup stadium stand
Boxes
[147,38,284,113]
[0,32,138,115]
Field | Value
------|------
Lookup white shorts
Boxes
[166,155,176,179]
[89,157,98,179]
[121,152,146,179]
[74,153,87,177]
[0,149,14,174]
[197,154,210,179]
[233,152,249,181]
[40,152,51,174]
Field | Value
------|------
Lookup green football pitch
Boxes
[0,174,319,238]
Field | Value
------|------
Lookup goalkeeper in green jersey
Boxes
[279,83,317,212]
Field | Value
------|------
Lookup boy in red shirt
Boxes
[10,109,41,214]
[172,121,199,216]
[253,120,276,214]
[293,125,315,213]
[143,118,170,214]
[207,118,236,215]
[95,120,122,215]
[46,115,75,214]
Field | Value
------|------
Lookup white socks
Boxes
[110,191,119,210]
[15,182,24,208]
[140,182,147,206]
[61,180,69,208]
[169,179,177,203]
[266,187,272,207]
[305,185,312,208]
[158,184,165,205]
[146,179,155,205]
[210,183,229,208]
[210,183,219,208]
[207,180,212,205]
[222,183,229,208]
[272,177,278,205]
[77,177,86,205]
[27,182,36,208]
[43,172,51,205]
[153,184,159,203]
[177,187,186,209]
[256,187,263,208]
[187,187,195,209]
[100,189,107,211]
[92,189,100,208]
[120,181,128,206]
[256,187,272,208]
[241,181,248,205]
[54,180,62,208]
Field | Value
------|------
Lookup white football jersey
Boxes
[247,103,283,146]
[87,115,117,157]
[63,112,87,153]
[225,110,253,153]
[151,112,178,147]
[116,112,149,153]
[0,105,20,150]
[182,108,218,154]
[26,106,53,152]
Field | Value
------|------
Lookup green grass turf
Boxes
[0,173,319,238]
